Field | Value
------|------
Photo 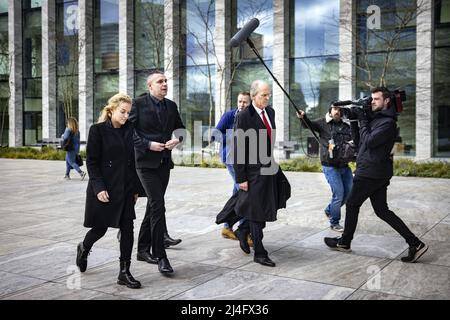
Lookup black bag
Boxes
[75,154,83,167]
[335,141,357,163]
[61,132,74,151]
[276,168,291,209]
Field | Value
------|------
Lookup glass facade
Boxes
[231,0,273,102]
[0,1,447,159]
[434,0,450,157]
[356,0,417,156]
[23,0,43,145]
[180,0,216,150]
[93,0,119,120]
[289,0,340,152]
[134,0,165,96]
[56,0,79,136]
[0,5,7,146]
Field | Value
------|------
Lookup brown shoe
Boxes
[247,234,254,247]
[221,228,238,240]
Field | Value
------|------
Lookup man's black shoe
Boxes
[235,229,250,254]
[158,257,174,274]
[164,233,182,248]
[254,256,276,267]
[401,241,429,263]
[324,237,352,253]
[137,251,158,264]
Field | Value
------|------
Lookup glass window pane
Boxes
[0,14,8,78]
[134,0,165,71]
[289,57,339,143]
[290,0,339,58]
[94,0,119,73]
[94,74,119,120]
[0,1,7,14]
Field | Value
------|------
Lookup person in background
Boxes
[63,117,86,180]
[213,92,251,242]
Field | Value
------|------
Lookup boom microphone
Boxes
[229,18,260,47]
[332,100,353,107]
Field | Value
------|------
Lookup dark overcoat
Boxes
[233,104,281,222]
[84,120,140,228]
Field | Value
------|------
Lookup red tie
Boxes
[261,110,272,141]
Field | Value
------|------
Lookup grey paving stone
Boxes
[5,218,87,242]
[294,229,409,259]
[0,233,57,257]
[347,289,415,300]
[55,259,231,300]
[171,269,355,300]
[0,271,47,297]
[423,223,450,242]
[1,159,450,300]
[0,242,118,281]
[238,246,390,289]
[362,261,450,300]
[3,282,129,300]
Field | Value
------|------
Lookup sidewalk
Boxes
[0,159,449,300]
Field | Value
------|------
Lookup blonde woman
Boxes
[76,93,142,289]
[63,117,86,180]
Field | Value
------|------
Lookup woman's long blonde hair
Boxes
[97,93,133,123]
[67,117,79,134]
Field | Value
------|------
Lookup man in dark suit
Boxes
[129,71,185,274]
[233,80,279,267]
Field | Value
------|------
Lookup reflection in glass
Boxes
[180,0,216,150]
[0,12,7,146]
[134,0,165,96]
[229,0,273,121]
[356,0,416,156]
[290,0,339,58]
[289,0,339,151]
[94,0,119,73]
[94,0,119,121]
[56,0,79,135]
[180,65,216,151]
[434,0,450,157]
[289,57,339,143]
[23,3,42,145]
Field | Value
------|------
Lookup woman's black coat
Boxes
[84,120,140,228]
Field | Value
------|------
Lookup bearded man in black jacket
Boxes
[324,87,428,263]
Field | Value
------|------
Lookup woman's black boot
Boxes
[117,260,141,289]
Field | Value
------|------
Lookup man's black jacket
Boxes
[301,112,359,167]
[355,105,398,179]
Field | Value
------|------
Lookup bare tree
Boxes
[337,0,430,89]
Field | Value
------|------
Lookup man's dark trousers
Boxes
[137,160,171,259]
[238,219,267,258]
[341,175,419,247]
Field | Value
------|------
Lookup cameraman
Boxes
[297,102,359,232]
[324,87,428,263]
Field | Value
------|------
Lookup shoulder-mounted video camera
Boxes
[333,89,406,114]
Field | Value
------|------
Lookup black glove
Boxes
[353,107,368,121]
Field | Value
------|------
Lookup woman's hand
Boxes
[97,190,110,203]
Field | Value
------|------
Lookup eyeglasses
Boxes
[259,93,271,98]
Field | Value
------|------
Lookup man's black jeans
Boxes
[341,175,419,247]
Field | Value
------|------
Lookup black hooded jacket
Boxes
[355,104,398,179]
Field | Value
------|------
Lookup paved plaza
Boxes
[0,158,449,300]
